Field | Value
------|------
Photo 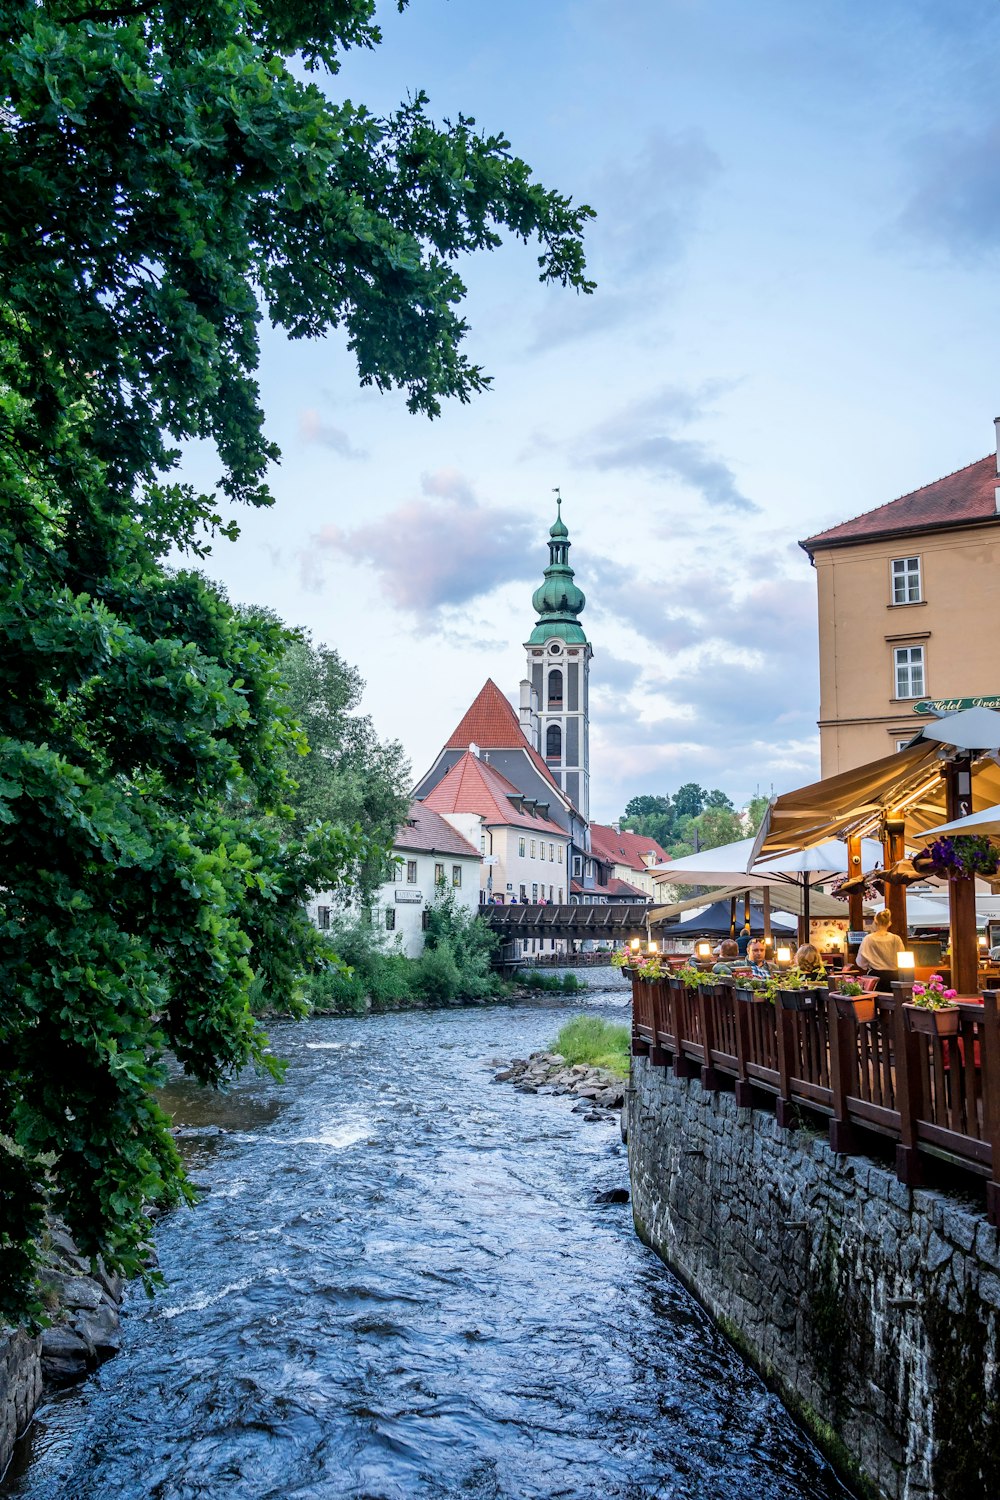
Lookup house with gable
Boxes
[421,749,571,906]
[589,824,671,902]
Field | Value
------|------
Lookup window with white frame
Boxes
[530,839,536,858]
[531,882,538,901]
[518,836,525,858]
[385,908,396,931]
[558,845,564,864]
[434,862,445,886]
[406,859,417,883]
[895,739,912,752]
[451,864,462,887]
[894,644,925,699]
[891,556,922,605]
[572,855,582,877]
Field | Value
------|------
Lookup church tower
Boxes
[520,496,592,820]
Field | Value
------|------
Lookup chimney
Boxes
[994,416,1000,513]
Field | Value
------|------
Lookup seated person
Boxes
[743,938,772,979]
[736,925,752,956]
[712,939,741,975]
[795,942,826,978]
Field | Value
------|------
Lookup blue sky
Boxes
[189,0,1000,821]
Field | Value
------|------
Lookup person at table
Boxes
[743,939,771,979]
[855,910,904,990]
[795,943,827,978]
[736,924,752,956]
[712,939,741,975]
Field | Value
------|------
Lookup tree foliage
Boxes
[0,0,592,1318]
[250,624,410,893]
[623,785,748,858]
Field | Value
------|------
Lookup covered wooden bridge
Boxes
[483,902,652,942]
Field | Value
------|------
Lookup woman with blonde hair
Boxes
[856,910,905,990]
[795,942,825,977]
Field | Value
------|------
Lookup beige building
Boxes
[801,429,1000,776]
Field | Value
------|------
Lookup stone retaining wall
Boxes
[628,1059,1000,1500]
[0,1330,41,1479]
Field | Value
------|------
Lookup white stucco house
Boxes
[307,798,482,958]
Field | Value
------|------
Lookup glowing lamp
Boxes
[978,935,988,949]
[898,951,915,971]
[647,941,658,955]
[696,941,712,959]
[776,946,792,965]
[630,938,641,953]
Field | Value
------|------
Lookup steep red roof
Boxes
[570,877,649,900]
[590,823,670,870]
[800,455,999,553]
[444,679,565,799]
[395,799,480,860]
[422,752,566,837]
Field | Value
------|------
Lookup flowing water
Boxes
[4,984,854,1500]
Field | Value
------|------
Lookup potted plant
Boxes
[831,978,875,1025]
[734,977,773,1005]
[902,974,960,1036]
[776,967,826,1012]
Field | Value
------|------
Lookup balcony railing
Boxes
[629,973,1000,1225]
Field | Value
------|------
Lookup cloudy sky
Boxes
[187,0,1000,822]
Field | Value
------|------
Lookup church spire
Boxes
[529,491,587,645]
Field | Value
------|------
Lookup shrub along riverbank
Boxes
[550,1015,630,1078]
[250,899,590,1017]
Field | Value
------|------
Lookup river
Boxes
[4,982,854,1499]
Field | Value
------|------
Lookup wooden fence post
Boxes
[775,1003,796,1129]
[981,989,1000,1226]
[697,984,721,1092]
[649,979,670,1068]
[828,997,858,1155]
[894,993,924,1187]
[733,994,754,1107]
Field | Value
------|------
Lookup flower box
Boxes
[833,993,876,1025]
[902,1003,960,1037]
[777,986,824,1012]
[734,985,768,1005]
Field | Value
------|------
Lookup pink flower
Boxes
[943,988,957,999]
[912,982,926,996]
[928,974,943,984]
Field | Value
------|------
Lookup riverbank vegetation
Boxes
[253,896,505,1015]
[551,1016,630,1078]
[0,0,592,1319]
[521,971,587,994]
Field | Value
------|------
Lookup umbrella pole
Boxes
[847,835,864,952]
[802,879,810,949]
[729,896,737,938]
[762,886,772,950]
[945,757,978,995]
[884,816,908,942]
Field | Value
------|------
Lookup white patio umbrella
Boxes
[750,838,885,937]
[922,804,1000,838]
[910,706,1000,754]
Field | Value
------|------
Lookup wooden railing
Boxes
[629,973,1000,1225]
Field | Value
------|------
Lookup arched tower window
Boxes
[546,723,562,762]
[547,669,563,709]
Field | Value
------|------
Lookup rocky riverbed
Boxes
[491,1050,627,1123]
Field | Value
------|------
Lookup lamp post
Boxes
[882,813,908,939]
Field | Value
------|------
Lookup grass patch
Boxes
[551,1014,630,1078]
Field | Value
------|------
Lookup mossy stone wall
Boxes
[628,1060,1000,1500]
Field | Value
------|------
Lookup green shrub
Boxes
[551,1014,630,1078]
[521,969,586,993]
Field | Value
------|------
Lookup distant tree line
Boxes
[620,784,770,859]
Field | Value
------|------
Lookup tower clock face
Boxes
[549,642,560,654]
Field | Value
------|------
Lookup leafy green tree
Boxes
[703,788,735,812]
[745,794,770,835]
[258,626,410,894]
[673,782,708,820]
[688,805,744,851]
[0,0,592,1317]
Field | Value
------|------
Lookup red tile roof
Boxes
[422,752,566,837]
[444,679,565,800]
[395,798,481,859]
[800,455,999,553]
[589,823,671,870]
[570,877,649,900]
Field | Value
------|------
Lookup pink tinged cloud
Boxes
[308,497,538,613]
